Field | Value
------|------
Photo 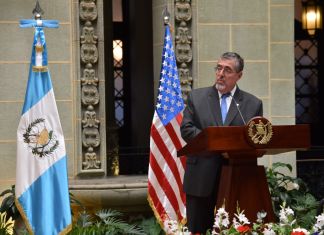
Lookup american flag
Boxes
[148,24,186,229]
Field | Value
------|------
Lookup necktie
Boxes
[221,93,230,124]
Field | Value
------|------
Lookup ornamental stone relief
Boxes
[81,44,98,64]
[175,2,192,22]
[80,1,98,22]
[79,0,102,173]
[82,109,100,128]
[179,64,193,101]
[83,152,101,170]
[81,85,99,106]
[81,64,99,86]
[82,127,100,149]
[81,22,98,44]
[175,24,192,44]
[175,43,192,63]
[175,0,193,102]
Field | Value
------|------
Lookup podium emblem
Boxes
[247,117,273,145]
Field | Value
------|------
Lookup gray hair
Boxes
[220,52,244,72]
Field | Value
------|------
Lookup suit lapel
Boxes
[207,86,223,126]
[224,88,243,125]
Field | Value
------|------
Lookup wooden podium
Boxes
[177,117,310,222]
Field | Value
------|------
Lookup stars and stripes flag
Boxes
[15,19,72,235]
[148,24,187,229]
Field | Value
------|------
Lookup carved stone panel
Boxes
[79,0,103,175]
[175,0,193,102]
[81,85,99,106]
[80,1,98,22]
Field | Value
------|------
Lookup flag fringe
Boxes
[59,223,72,235]
[15,197,35,235]
[15,197,72,235]
[147,195,187,232]
[147,195,164,229]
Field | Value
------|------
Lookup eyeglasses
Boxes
[214,65,235,75]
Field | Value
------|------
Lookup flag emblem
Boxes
[23,117,59,158]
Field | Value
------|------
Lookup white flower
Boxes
[263,228,276,235]
[256,211,267,223]
[313,213,324,232]
[163,219,191,235]
[261,224,276,235]
[164,219,179,234]
[279,205,295,225]
[213,207,230,229]
[285,207,294,216]
[292,228,309,235]
[234,211,250,225]
[232,217,239,228]
[232,211,250,229]
[216,207,226,214]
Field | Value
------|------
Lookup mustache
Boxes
[215,83,225,90]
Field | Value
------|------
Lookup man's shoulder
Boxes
[189,86,214,96]
[238,89,262,102]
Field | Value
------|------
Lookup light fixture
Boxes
[302,0,322,36]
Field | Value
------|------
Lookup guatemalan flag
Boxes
[15,19,72,234]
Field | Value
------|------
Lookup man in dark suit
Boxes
[180,52,263,234]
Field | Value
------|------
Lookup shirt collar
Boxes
[218,86,237,99]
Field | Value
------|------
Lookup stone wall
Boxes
[0,0,297,211]
[0,0,74,192]
[153,0,296,175]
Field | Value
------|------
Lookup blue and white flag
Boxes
[15,19,72,235]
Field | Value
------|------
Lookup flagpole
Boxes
[15,1,72,234]
[147,4,187,233]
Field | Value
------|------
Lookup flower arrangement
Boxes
[212,203,324,235]
[163,219,191,235]
[163,203,324,235]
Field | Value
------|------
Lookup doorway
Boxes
[104,0,154,175]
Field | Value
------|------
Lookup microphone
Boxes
[229,94,246,125]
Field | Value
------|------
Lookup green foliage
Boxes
[1,161,321,234]
[266,162,319,229]
[0,187,84,222]
[132,216,164,235]
[0,185,20,221]
[69,209,146,235]
[0,212,14,235]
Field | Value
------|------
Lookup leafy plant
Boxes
[266,162,320,229]
[0,185,20,221]
[69,209,146,235]
[0,212,14,235]
[129,215,164,235]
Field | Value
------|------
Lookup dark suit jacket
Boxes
[180,86,263,197]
